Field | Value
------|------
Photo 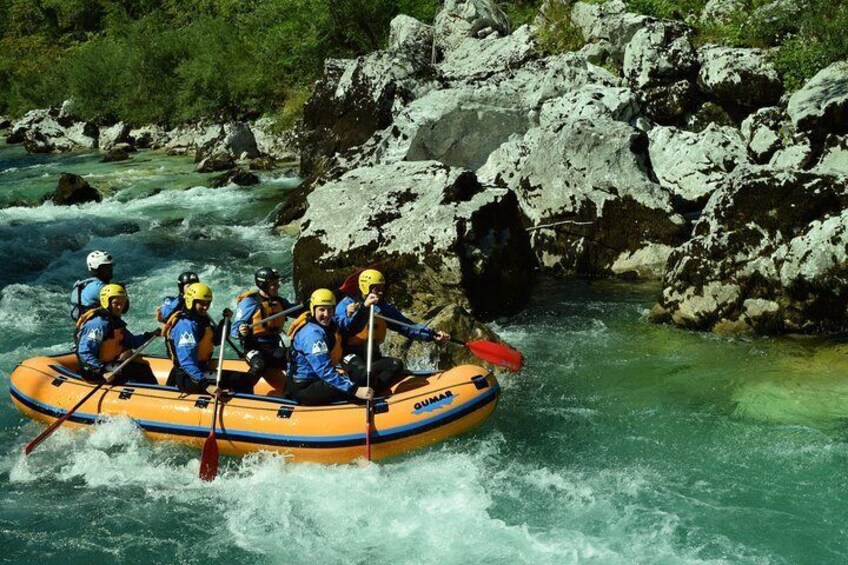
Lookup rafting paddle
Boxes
[199,315,230,481]
[374,313,523,372]
[365,305,375,461]
[23,334,159,456]
[251,303,304,327]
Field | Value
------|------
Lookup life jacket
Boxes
[236,289,286,337]
[75,308,125,364]
[288,312,343,366]
[346,309,388,348]
[163,311,215,366]
[69,277,97,321]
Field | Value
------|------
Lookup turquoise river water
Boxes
[1,142,848,564]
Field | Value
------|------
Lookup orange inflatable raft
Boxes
[9,354,500,463]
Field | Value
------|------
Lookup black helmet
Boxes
[178,271,200,293]
[255,267,280,290]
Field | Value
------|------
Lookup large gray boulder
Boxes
[786,61,848,134]
[478,84,687,278]
[98,122,131,151]
[648,123,750,204]
[166,121,260,159]
[623,20,699,123]
[292,160,533,319]
[769,136,815,170]
[389,14,434,66]
[218,122,260,159]
[8,107,98,153]
[569,0,653,64]
[165,123,224,156]
[697,44,782,109]
[433,0,510,57]
[251,118,298,162]
[299,51,435,175]
[339,52,616,174]
[654,166,848,333]
[815,135,848,175]
[129,125,169,149]
[740,106,784,162]
[439,24,539,84]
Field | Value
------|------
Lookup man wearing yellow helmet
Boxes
[75,284,160,385]
[164,283,254,395]
[336,269,450,391]
[286,289,374,405]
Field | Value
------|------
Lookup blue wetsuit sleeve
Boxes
[158,296,178,323]
[302,328,355,393]
[80,280,105,308]
[123,326,152,349]
[335,297,360,333]
[78,318,108,372]
[172,319,205,382]
[231,296,259,338]
[380,302,434,341]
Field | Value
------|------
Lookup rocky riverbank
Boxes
[284,0,848,344]
[5,0,848,351]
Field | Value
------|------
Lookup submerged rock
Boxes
[46,173,102,205]
[210,168,260,187]
[101,148,131,163]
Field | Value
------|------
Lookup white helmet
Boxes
[86,250,114,271]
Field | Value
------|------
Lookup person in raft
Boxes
[165,283,253,395]
[335,269,450,392]
[75,284,159,385]
[231,267,294,382]
[286,289,374,405]
[69,250,115,321]
[156,271,200,323]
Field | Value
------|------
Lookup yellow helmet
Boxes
[310,288,336,316]
[358,269,385,296]
[100,284,128,309]
[184,283,213,309]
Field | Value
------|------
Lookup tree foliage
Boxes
[2,0,844,124]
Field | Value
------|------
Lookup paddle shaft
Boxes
[365,305,374,461]
[373,313,522,371]
[373,312,437,337]
[251,303,303,327]
[24,334,159,455]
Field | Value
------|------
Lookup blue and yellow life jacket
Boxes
[163,311,215,366]
[75,308,125,364]
[288,311,343,366]
[237,289,286,337]
[347,315,387,348]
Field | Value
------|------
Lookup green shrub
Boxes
[536,0,585,54]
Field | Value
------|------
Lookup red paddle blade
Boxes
[339,263,382,297]
[199,431,219,481]
[465,340,523,372]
